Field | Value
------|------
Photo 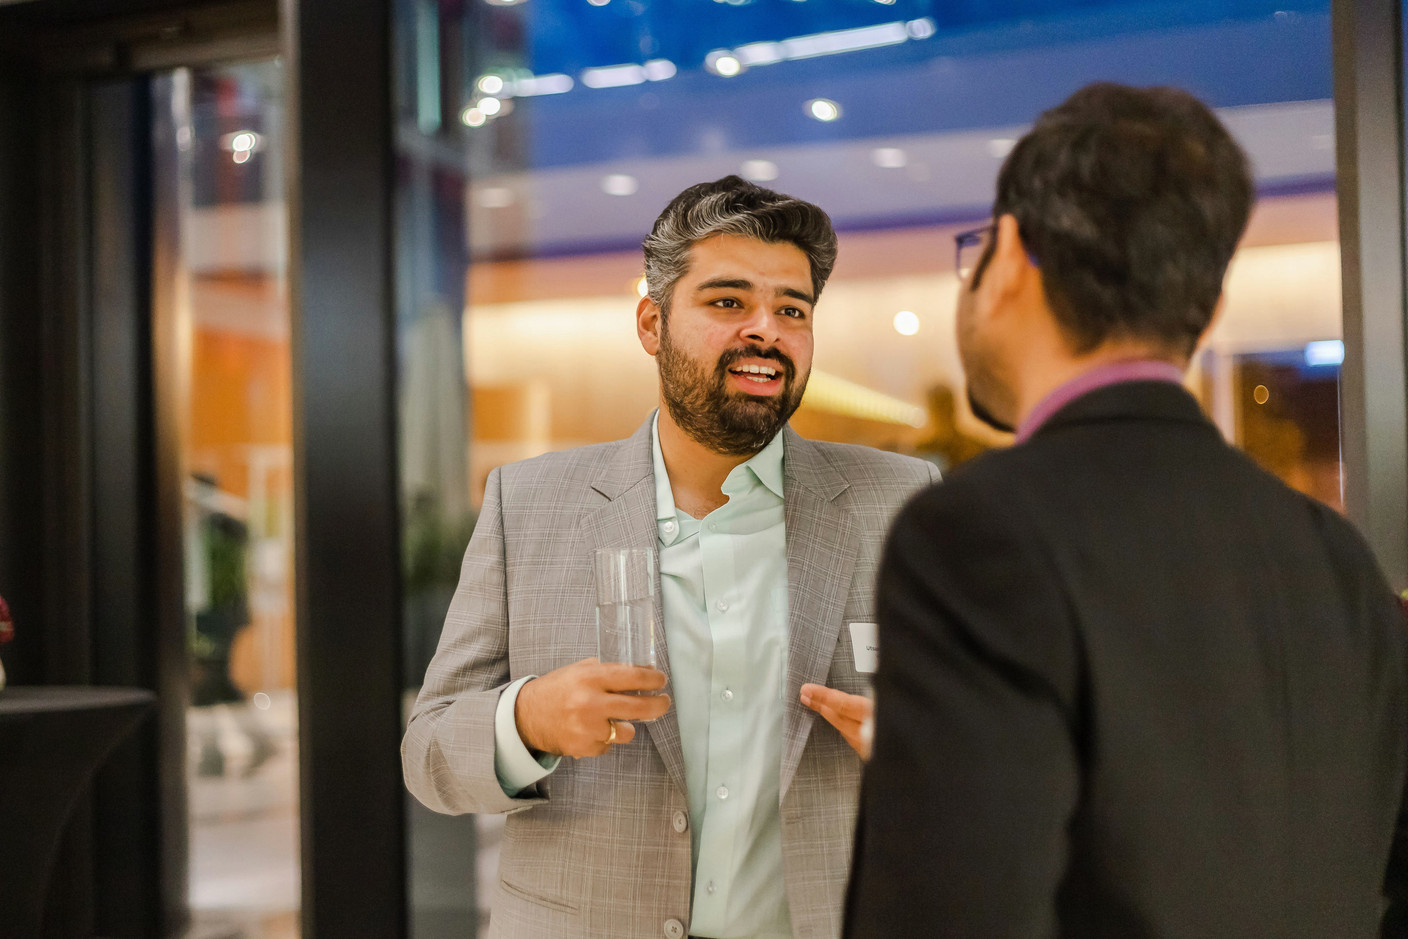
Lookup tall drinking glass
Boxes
[593,547,657,673]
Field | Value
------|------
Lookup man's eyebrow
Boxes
[695,278,754,292]
[695,278,816,306]
[779,286,816,305]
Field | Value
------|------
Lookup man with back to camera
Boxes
[843,82,1408,937]
[403,176,939,938]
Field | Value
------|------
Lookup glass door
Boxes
[153,58,300,939]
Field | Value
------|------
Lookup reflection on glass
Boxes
[396,2,1342,935]
[1233,350,1344,512]
[156,59,299,939]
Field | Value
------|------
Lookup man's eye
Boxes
[781,307,807,319]
[713,298,741,308]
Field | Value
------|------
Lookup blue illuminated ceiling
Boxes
[443,0,1336,257]
[473,0,1331,167]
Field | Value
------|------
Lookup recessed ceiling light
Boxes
[906,18,937,39]
[220,130,261,152]
[741,159,780,182]
[706,51,744,77]
[807,98,841,122]
[601,174,639,196]
[871,147,907,169]
[893,311,920,336]
[461,107,487,127]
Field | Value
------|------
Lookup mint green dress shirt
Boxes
[492,413,793,939]
[650,414,791,939]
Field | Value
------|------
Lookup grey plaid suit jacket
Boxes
[403,416,938,938]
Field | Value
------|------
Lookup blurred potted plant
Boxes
[0,594,12,690]
[402,491,477,686]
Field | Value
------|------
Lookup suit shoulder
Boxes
[1286,479,1392,588]
[493,439,622,494]
[804,439,939,487]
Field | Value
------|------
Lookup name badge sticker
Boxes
[849,622,879,674]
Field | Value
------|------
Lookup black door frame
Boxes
[282,0,407,932]
[1334,0,1408,589]
[0,0,406,934]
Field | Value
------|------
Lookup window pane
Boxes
[154,59,301,939]
[396,3,1340,935]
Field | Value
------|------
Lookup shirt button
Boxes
[706,880,717,895]
[672,810,688,833]
[663,520,676,533]
[716,599,729,612]
[708,522,717,532]
[721,689,734,702]
[664,919,685,939]
[716,785,729,800]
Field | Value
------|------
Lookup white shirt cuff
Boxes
[494,675,561,796]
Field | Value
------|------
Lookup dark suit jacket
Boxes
[844,380,1408,938]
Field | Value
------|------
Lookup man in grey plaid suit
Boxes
[403,177,938,939]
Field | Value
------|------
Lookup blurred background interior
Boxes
[0,0,1400,936]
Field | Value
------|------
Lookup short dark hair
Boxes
[994,83,1254,355]
[642,176,838,314]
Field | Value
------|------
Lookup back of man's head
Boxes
[642,175,837,315]
[996,83,1254,357]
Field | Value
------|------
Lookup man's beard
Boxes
[657,326,807,457]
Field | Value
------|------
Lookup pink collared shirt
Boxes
[1014,359,1186,444]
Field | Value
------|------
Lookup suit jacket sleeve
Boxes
[845,479,1082,938]
[402,465,548,816]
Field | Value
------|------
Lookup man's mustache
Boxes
[716,346,796,382]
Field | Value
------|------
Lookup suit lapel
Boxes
[580,417,689,799]
[779,428,859,798]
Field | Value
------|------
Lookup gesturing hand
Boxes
[515,658,671,758]
[800,683,874,760]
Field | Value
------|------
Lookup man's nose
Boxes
[740,304,779,345]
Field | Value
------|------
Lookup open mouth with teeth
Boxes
[725,362,785,394]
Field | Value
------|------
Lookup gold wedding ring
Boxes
[605,721,618,745]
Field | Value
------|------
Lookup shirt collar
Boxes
[1015,359,1186,444]
[650,411,787,525]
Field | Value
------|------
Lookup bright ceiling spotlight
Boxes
[477,75,505,95]
[601,174,639,196]
[893,311,920,336]
[807,98,841,121]
[462,107,487,127]
[905,17,937,39]
[705,50,744,77]
[740,159,780,182]
[871,147,907,168]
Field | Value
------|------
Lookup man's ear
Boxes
[637,294,662,356]
[985,214,1036,306]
